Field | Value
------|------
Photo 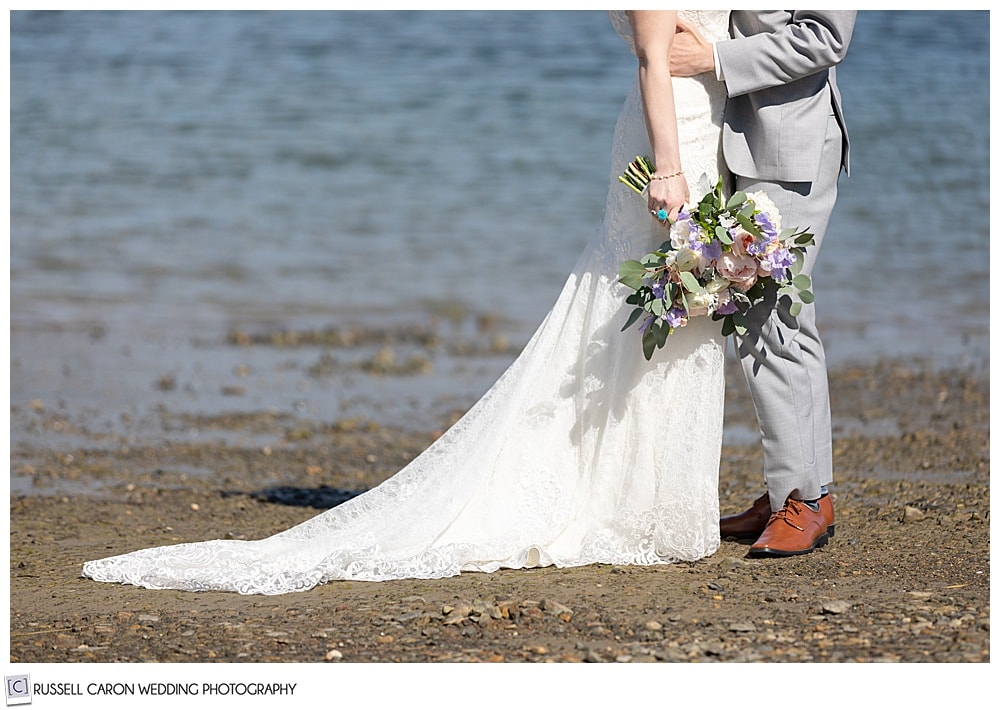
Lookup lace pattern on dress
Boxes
[82,10,732,595]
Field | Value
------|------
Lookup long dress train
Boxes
[82,10,732,595]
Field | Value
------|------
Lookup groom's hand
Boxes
[670,20,716,77]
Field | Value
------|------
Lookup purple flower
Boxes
[763,247,796,281]
[664,306,688,329]
[768,246,795,267]
[746,238,766,258]
[716,297,740,315]
[702,238,723,262]
[755,212,779,239]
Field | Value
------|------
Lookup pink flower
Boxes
[716,253,758,292]
[730,228,755,257]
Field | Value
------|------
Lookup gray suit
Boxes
[715,10,856,510]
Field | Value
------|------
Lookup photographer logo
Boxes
[4,675,31,706]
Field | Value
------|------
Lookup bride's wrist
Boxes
[650,169,684,181]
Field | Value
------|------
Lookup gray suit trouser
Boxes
[733,114,843,511]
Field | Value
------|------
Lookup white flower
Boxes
[705,274,731,294]
[669,221,693,250]
[673,247,701,272]
[687,290,717,317]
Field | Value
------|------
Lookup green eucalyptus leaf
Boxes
[736,213,763,238]
[799,290,815,304]
[619,275,643,291]
[618,260,647,290]
[654,320,670,348]
[642,328,657,361]
[715,226,733,244]
[678,271,703,293]
[792,274,812,290]
[726,191,747,209]
[789,301,803,317]
[619,259,645,276]
[621,307,646,332]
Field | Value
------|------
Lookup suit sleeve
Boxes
[716,11,856,98]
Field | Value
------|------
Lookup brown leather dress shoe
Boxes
[720,492,835,542]
[748,497,830,557]
[720,492,772,541]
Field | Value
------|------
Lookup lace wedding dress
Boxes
[83,10,732,595]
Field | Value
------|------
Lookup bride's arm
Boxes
[628,10,689,223]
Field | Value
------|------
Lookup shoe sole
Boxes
[747,531,830,558]
[724,524,835,544]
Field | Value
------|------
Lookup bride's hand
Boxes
[648,173,689,225]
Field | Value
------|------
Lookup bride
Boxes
[83,10,732,595]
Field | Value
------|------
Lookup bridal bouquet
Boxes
[617,157,815,360]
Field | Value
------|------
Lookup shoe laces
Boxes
[767,498,805,531]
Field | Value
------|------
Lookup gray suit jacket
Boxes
[715,10,856,182]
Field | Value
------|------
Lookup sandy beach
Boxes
[9,329,989,664]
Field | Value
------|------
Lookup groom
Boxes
[670,11,857,557]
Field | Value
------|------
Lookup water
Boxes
[11,11,627,337]
[822,11,989,366]
[10,11,991,437]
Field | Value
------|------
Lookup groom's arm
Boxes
[715,11,856,97]
[670,12,856,96]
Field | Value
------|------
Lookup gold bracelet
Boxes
[650,169,683,181]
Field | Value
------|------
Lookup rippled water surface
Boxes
[11,11,990,378]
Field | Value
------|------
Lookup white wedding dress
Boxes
[83,11,732,595]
